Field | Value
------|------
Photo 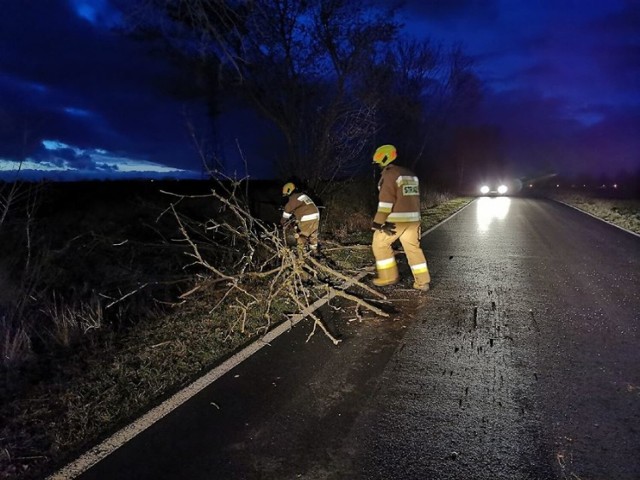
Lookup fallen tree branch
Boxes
[156,161,391,344]
[330,287,390,317]
[306,256,385,299]
[105,283,149,309]
[320,244,371,251]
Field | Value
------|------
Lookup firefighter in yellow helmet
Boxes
[370,144,431,290]
[280,182,321,256]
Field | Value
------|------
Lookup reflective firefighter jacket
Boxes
[373,165,421,225]
[281,192,320,224]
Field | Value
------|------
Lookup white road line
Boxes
[421,199,475,238]
[47,273,367,480]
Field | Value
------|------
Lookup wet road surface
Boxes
[76,197,640,480]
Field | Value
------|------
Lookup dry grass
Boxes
[39,293,104,348]
[320,178,376,245]
[422,196,473,231]
[0,281,297,479]
[0,317,32,369]
[551,193,640,235]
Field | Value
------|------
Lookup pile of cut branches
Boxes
[159,177,389,344]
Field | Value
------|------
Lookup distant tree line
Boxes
[118,0,484,192]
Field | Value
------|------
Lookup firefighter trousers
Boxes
[371,221,430,288]
[297,219,319,250]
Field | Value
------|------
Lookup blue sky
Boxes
[0,0,638,181]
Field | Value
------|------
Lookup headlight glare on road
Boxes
[480,185,490,194]
[498,185,508,195]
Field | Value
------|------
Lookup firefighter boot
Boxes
[309,243,322,258]
[372,261,400,287]
[412,266,431,291]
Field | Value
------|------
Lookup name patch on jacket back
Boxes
[402,184,419,196]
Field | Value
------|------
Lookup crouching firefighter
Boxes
[280,182,321,256]
[370,144,431,291]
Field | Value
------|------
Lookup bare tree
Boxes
[122,0,399,191]
[367,39,482,185]
[0,167,23,233]
[121,1,484,193]
[0,114,41,234]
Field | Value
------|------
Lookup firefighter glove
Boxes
[382,222,396,235]
[372,222,396,235]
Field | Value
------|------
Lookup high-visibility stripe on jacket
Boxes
[282,192,319,223]
[373,165,421,225]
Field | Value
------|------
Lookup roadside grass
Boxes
[550,193,640,235]
[0,183,471,480]
[1,281,297,480]
[422,196,473,232]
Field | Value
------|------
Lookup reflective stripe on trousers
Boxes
[372,221,430,286]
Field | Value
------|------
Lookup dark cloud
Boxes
[97,163,119,172]
[29,144,97,170]
[0,0,208,170]
[401,0,499,22]
[590,1,640,36]
[475,88,639,178]
[590,43,640,92]
[400,0,639,177]
[1,0,637,181]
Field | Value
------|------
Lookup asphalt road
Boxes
[76,197,640,480]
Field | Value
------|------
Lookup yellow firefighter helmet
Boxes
[282,182,296,196]
[372,144,397,167]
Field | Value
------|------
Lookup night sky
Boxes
[1,0,638,182]
[401,0,640,180]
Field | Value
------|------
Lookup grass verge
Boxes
[0,282,297,480]
[550,193,640,235]
[422,197,474,232]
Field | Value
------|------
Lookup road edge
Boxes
[421,198,476,238]
[552,199,640,238]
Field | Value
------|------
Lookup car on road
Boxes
[479,182,509,196]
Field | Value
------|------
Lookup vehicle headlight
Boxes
[480,185,490,194]
[497,185,508,195]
